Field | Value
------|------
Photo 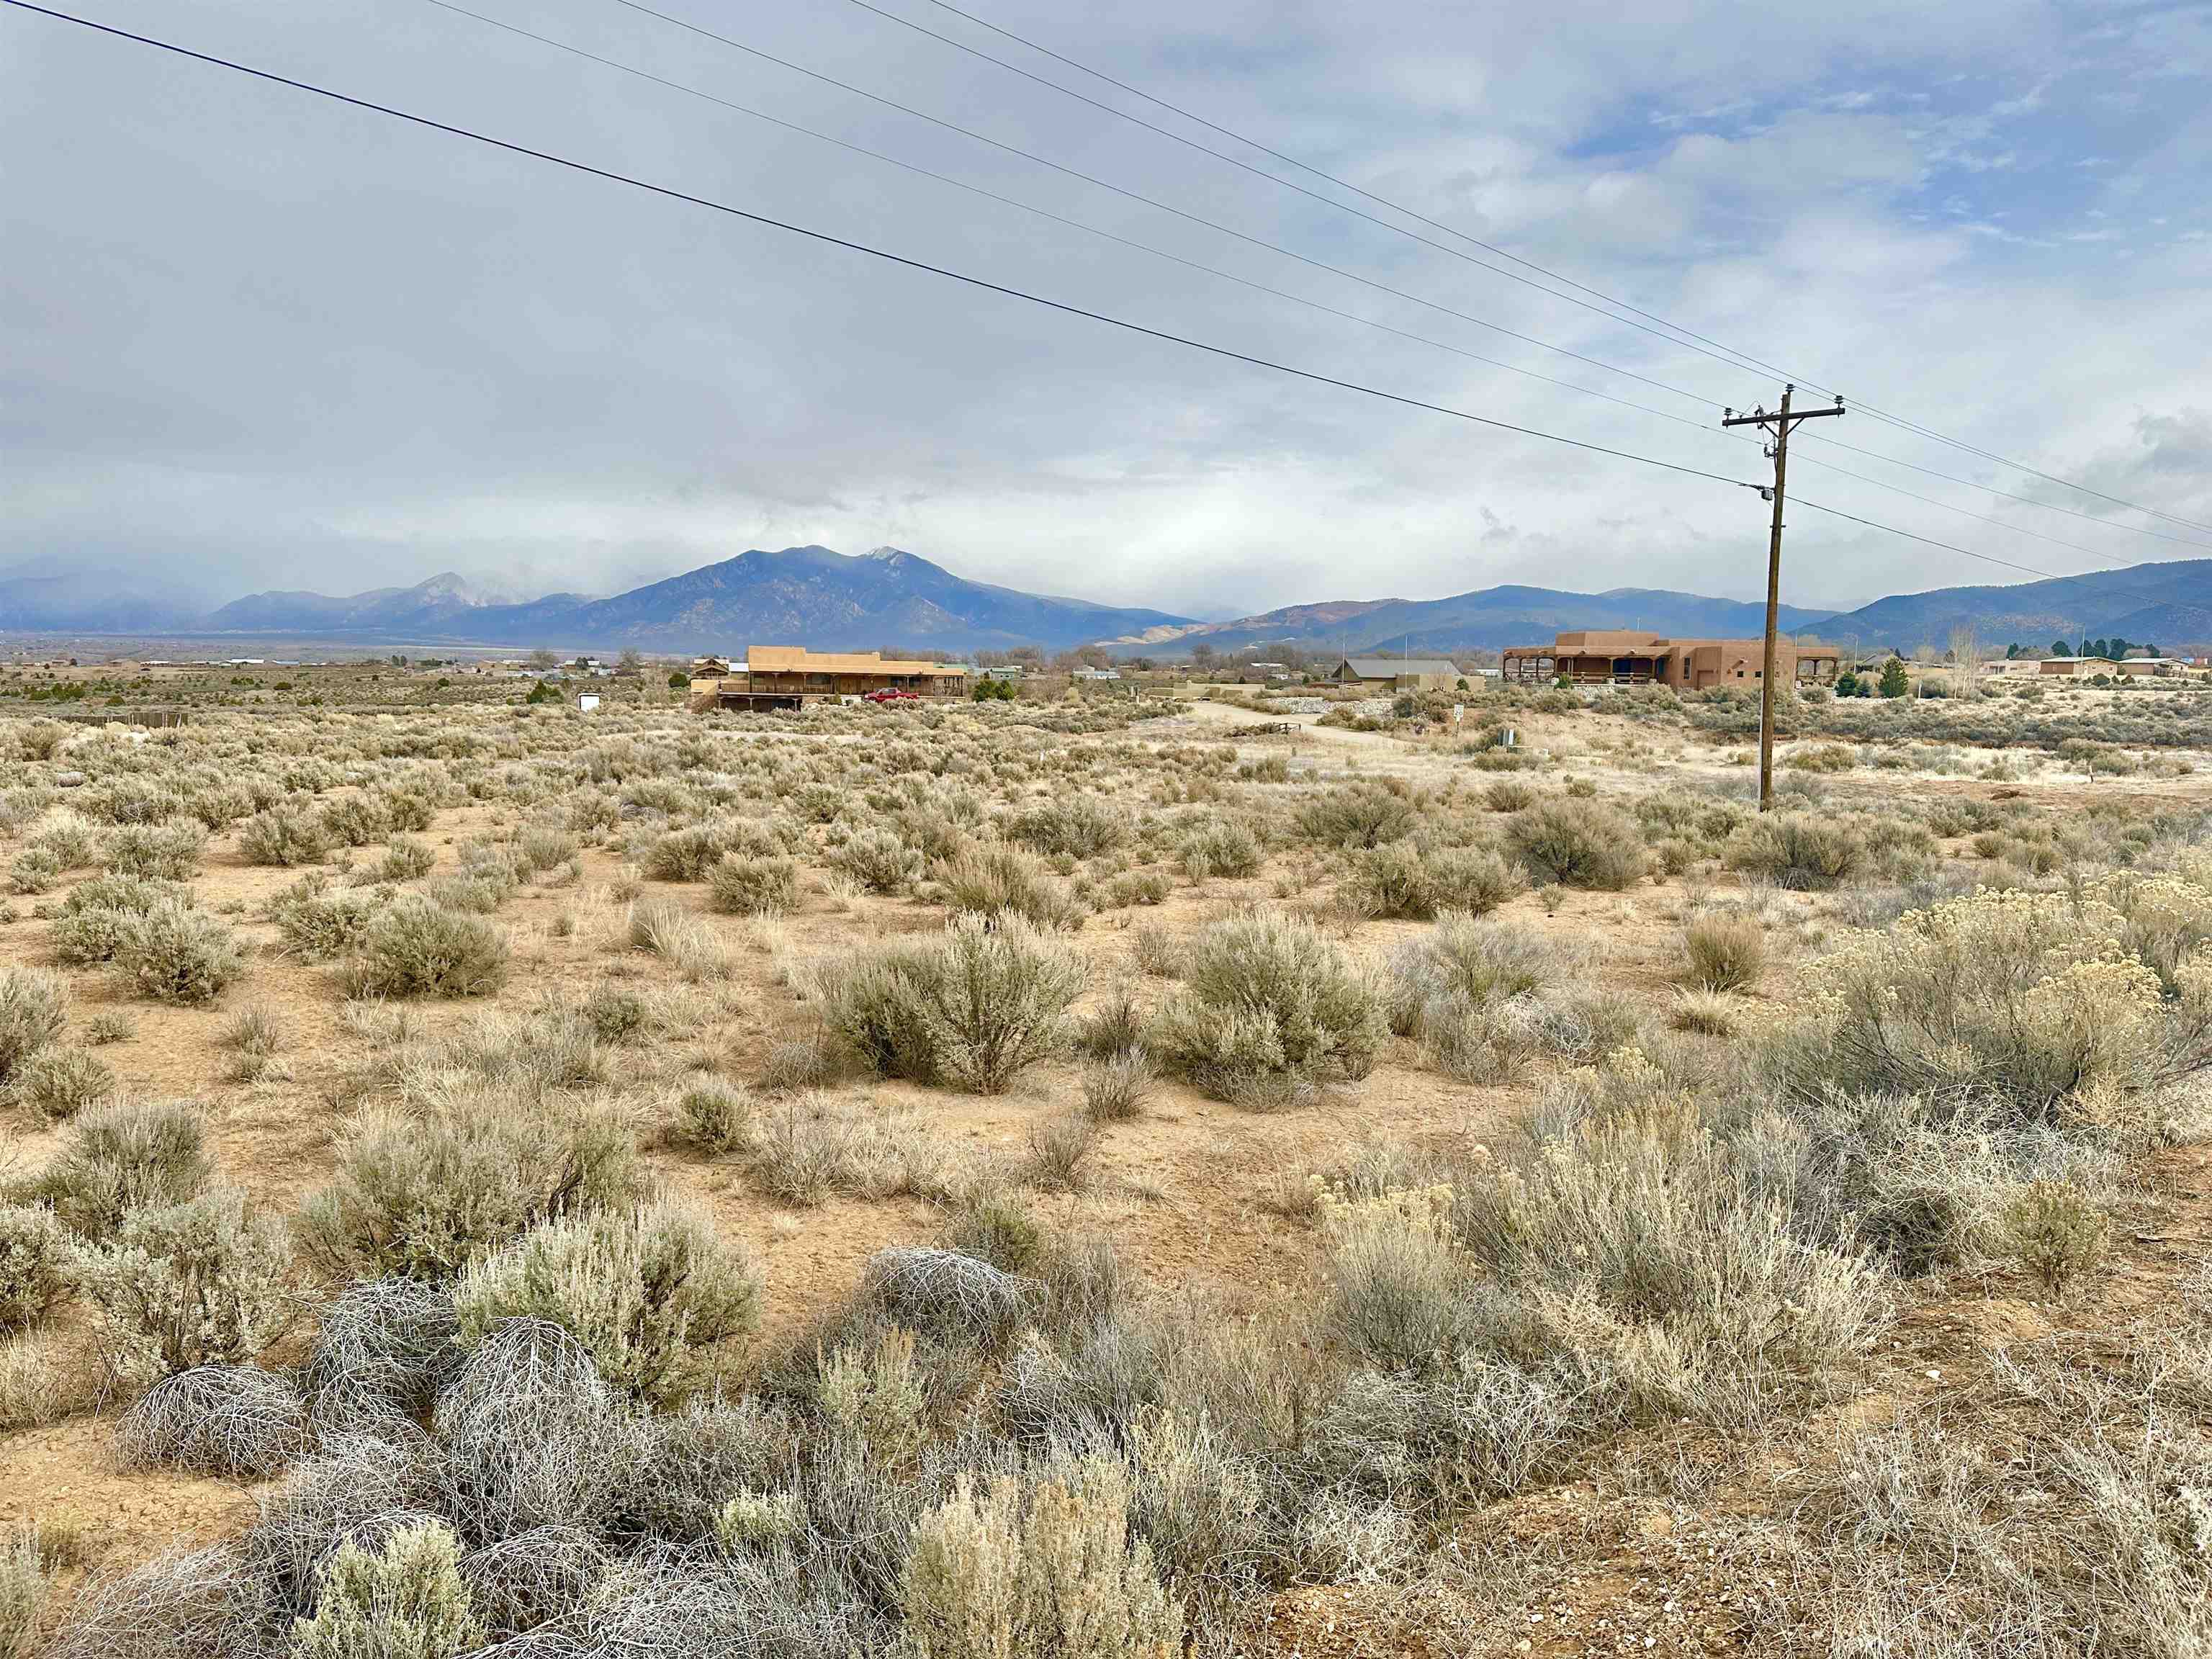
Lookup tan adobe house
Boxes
[689,647,968,709]
[1501,629,1840,688]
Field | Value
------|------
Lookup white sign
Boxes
[576,693,601,712]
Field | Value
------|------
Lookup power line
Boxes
[838,0,2212,538]
[1791,498,2212,627]
[817,0,1785,384]
[432,0,2212,580]
[596,0,1732,413]
[0,0,1761,495]
[411,0,1732,442]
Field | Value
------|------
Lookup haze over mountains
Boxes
[5,545,2211,657]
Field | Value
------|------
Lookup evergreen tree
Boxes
[1878,657,1911,698]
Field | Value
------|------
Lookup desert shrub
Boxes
[1343,841,1519,920]
[271,876,384,961]
[301,1093,639,1280]
[117,1363,307,1478]
[1506,799,1645,889]
[436,1319,621,1540]
[42,1545,261,1659]
[1481,778,1536,812]
[6,845,60,895]
[862,1246,1037,1347]
[822,916,1084,1093]
[317,793,395,851]
[1387,914,1567,1033]
[29,807,99,865]
[1176,819,1262,881]
[35,1099,211,1238]
[72,1187,289,1383]
[453,1197,760,1403]
[102,817,207,881]
[238,806,331,867]
[1723,813,1864,890]
[0,1207,70,1333]
[0,968,67,1087]
[290,1521,484,1659]
[338,897,508,998]
[305,1275,461,1431]
[935,842,1087,931]
[1006,795,1125,859]
[708,853,799,916]
[675,1079,752,1154]
[1683,910,1766,992]
[581,981,646,1043]
[1768,887,2212,1128]
[1295,782,1417,849]
[52,873,184,966]
[2001,1179,2110,1298]
[377,836,437,881]
[113,899,243,1004]
[901,1457,1183,1659]
[1155,912,1385,1101]
[832,826,925,893]
[513,824,577,877]
[460,1523,608,1640]
[13,1046,113,1120]
[1417,994,1541,1084]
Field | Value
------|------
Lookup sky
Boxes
[3,0,2208,621]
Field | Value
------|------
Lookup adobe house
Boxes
[1331,655,1466,693]
[688,646,968,710]
[1501,629,1840,689]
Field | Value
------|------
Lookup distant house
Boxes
[2116,657,2193,677]
[690,646,968,710]
[1331,656,1464,693]
[1071,665,1122,682]
[1499,630,1839,689]
[979,665,1025,683]
[2038,657,2122,678]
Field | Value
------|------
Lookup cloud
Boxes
[1,0,2208,620]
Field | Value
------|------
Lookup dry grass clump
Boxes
[1082,1046,1155,1121]
[708,852,799,916]
[1682,909,1766,992]
[822,916,1085,1094]
[71,1187,290,1383]
[0,967,68,1087]
[0,1331,77,1434]
[217,1004,285,1084]
[674,1078,752,1154]
[935,842,1088,931]
[743,1093,948,1207]
[337,896,508,998]
[1668,987,1738,1036]
[300,1091,639,1280]
[901,1457,1183,1659]
[626,893,727,979]
[0,1207,70,1333]
[453,1197,760,1403]
[1505,798,1646,889]
[117,1363,307,1478]
[1155,912,1385,1103]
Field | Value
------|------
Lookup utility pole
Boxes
[1723,384,1845,811]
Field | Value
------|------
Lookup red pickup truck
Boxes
[863,688,920,703]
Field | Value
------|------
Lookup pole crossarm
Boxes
[1721,384,1845,812]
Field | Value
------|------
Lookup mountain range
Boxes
[5,545,2211,657]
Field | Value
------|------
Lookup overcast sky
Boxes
[4,0,2208,619]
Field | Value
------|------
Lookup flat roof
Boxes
[746,645,963,677]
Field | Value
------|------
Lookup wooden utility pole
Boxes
[1723,384,1845,811]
